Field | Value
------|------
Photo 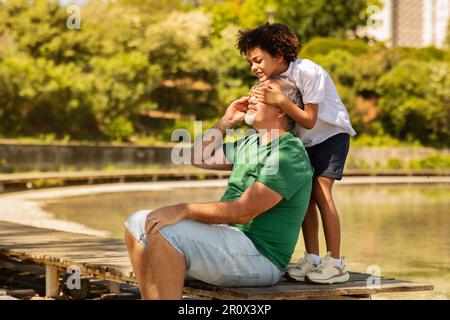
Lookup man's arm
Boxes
[145,182,283,234]
[191,96,249,170]
[190,119,232,171]
[183,181,283,224]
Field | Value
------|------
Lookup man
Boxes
[124,77,313,299]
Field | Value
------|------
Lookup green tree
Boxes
[0,0,163,141]
[378,59,450,147]
[204,0,377,46]
[300,37,370,58]
[0,54,99,138]
[205,0,273,34]
[118,0,194,15]
[0,0,68,62]
[89,52,162,140]
[138,11,219,119]
[1,0,448,147]
[0,0,145,65]
[274,0,374,44]
[208,25,256,111]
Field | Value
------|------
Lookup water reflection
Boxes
[43,184,449,299]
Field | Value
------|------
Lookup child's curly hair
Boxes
[236,23,299,62]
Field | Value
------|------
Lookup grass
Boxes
[351,134,423,147]
[345,153,450,170]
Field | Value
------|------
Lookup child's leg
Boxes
[301,195,320,256]
[285,195,321,281]
[313,176,341,259]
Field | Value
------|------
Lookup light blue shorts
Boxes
[124,210,281,287]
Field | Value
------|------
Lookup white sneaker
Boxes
[284,252,318,282]
[305,252,350,284]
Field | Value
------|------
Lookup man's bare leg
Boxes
[146,232,186,300]
[124,229,159,299]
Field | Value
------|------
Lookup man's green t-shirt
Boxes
[221,131,313,270]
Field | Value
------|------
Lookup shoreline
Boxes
[1,170,448,194]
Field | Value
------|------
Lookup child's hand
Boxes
[253,84,286,107]
[249,85,259,97]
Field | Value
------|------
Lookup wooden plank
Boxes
[281,269,396,283]
[0,221,136,285]
[184,279,434,300]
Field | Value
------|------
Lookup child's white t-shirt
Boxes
[280,58,356,147]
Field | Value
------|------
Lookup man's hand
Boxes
[190,97,248,171]
[218,96,249,131]
[145,204,186,235]
[253,84,286,107]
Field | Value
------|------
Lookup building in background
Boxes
[361,0,450,48]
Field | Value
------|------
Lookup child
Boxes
[237,23,356,284]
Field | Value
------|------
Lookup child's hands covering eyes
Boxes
[253,84,286,107]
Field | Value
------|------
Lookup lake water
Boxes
[42,183,450,299]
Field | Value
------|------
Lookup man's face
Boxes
[246,80,284,128]
[246,47,283,82]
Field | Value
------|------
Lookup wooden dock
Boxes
[0,221,434,299]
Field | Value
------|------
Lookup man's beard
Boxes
[244,112,257,125]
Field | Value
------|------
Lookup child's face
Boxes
[246,47,284,82]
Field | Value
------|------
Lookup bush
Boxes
[301,42,449,148]
[386,158,404,170]
[89,51,162,141]
[377,59,450,147]
[0,51,162,141]
[409,153,450,170]
[300,37,369,58]
[208,25,255,111]
[392,46,447,62]
[0,55,99,138]
[352,133,421,147]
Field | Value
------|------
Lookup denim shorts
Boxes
[306,133,350,180]
[124,210,281,287]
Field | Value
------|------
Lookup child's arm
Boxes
[254,85,318,129]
